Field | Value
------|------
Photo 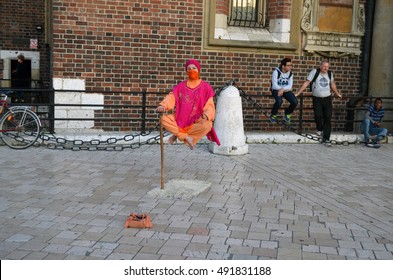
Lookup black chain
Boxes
[31,80,361,151]
[37,121,170,151]
[218,80,361,146]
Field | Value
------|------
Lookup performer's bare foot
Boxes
[185,136,195,150]
[168,135,177,145]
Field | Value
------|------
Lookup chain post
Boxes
[298,93,304,134]
[141,89,147,134]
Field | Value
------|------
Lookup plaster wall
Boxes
[368,0,393,131]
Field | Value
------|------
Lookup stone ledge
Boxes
[32,129,392,145]
[245,132,391,144]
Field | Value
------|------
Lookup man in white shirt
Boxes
[269,58,298,124]
[296,60,342,147]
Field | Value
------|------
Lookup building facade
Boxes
[1,0,392,132]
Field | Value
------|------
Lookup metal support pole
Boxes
[160,115,164,190]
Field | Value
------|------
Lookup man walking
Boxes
[269,58,297,124]
[296,60,342,146]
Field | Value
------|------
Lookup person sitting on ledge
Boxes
[363,98,388,148]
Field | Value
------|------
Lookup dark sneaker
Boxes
[284,114,291,124]
[367,143,381,148]
[324,141,331,147]
[269,115,277,124]
[372,140,381,148]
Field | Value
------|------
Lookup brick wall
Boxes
[1,0,365,132]
[49,0,364,132]
[216,0,229,15]
[268,0,292,19]
[0,0,50,82]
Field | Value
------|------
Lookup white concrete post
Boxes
[209,85,248,155]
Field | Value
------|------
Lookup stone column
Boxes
[209,85,248,155]
[368,0,393,131]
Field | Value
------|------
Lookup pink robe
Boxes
[162,80,220,145]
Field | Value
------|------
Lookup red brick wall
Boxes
[0,0,50,82]
[0,0,364,132]
[51,0,297,92]
[52,0,207,92]
[216,0,229,15]
[49,0,364,132]
[268,0,292,19]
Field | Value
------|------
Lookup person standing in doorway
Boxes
[269,58,297,125]
[12,54,29,102]
[296,60,342,147]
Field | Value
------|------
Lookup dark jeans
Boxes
[271,90,298,116]
[312,95,332,141]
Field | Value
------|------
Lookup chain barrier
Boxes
[36,120,170,151]
[216,80,361,146]
[18,80,361,151]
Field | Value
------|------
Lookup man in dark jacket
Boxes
[12,54,29,101]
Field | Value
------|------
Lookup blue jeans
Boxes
[271,90,298,116]
[363,118,388,143]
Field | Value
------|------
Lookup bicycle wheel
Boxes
[0,109,41,149]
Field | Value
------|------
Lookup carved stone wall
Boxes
[301,32,363,58]
[301,0,365,58]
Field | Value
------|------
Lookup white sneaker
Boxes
[324,141,331,147]
[316,131,323,138]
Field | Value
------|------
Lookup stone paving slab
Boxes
[147,179,212,199]
[0,141,393,260]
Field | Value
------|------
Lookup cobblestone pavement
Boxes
[0,142,392,260]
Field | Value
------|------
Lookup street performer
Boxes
[156,59,220,150]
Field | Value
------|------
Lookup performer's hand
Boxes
[198,118,207,124]
[197,113,208,123]
[156,105,166,113]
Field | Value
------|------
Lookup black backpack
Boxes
[309,69,331,92]
[270,68,292,92]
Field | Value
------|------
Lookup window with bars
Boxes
[227,0,266,28]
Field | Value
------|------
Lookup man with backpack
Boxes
[269,58,297,124]
[296,60,342,147]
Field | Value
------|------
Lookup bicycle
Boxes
[0,93,41,149]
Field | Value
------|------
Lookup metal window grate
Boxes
[227,0,266,28]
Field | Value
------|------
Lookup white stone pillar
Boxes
[209,85,248,155]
